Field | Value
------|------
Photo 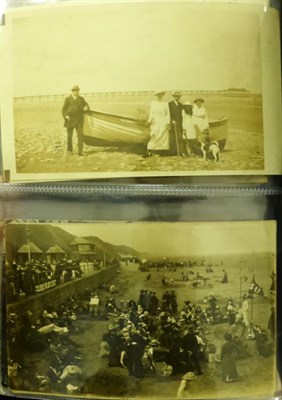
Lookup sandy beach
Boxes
[14,92,264,175]
[12,253,276,399]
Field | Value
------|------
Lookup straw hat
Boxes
[172,91,182,97]
[154,90,166,96]
[107,323,115,331]
[149,339,160,346]
[182,372,196,381]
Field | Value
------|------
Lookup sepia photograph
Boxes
[4,220,277,398]
[1,2,281,181]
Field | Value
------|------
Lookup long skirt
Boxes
[147,122,169,150]
[222,354,238,382]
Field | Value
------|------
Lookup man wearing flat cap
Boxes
[62,86,90,156]
[168,92,186,156]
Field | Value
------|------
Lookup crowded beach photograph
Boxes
[2,2,281,181]
[4,220,277,399]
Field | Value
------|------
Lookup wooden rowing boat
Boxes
[207,116,228,150]
[83,110,149,147]
[83,109,228,150]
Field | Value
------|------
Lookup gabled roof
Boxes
[70,237,93,245]
[76,251,96,255]
[46,245,66,254]
[17,242,43,254]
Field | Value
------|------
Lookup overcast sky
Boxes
[50,221,275,257]
[9,2,263,97]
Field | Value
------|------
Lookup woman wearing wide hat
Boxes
[144,91,170,157]
[192,98,209,134]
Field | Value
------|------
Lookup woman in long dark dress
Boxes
[221,333,238,382]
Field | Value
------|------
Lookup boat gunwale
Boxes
[84,110,228,148]
[85,109,228,127]
[85,109,146,125]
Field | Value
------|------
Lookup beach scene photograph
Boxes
[5,2,266,178]
[5,220,277,398]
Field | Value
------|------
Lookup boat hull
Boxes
[83,110,149,147]
[83,110,228,149]
[206,117,228,150]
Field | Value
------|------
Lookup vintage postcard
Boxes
[1,2,281,182]
[3,220,277,398]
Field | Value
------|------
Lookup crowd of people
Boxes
[6,257,119,303]
[6,258,86,302]
[7,292,92,393]
[144,91,209,158]
[7,279,125,393]
[139,258,217,271]
[97,287,275,389]
[6,267,275,397]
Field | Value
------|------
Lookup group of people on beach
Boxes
[96,283,274,397]
[7,259,275,397]
[144,91,209,158]
[62,86,209,158]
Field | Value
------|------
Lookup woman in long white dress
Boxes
[193,98,209,134]
[144,91,170,157]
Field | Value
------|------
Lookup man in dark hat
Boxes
[170,290,178,314]
[139,290,146,309]
[126,332,147,378]
[62,85,90,156]
[182,326,203,375]
[168,92,185,156]
[148,292,159,316]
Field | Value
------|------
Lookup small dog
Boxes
[200,131,220,162]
